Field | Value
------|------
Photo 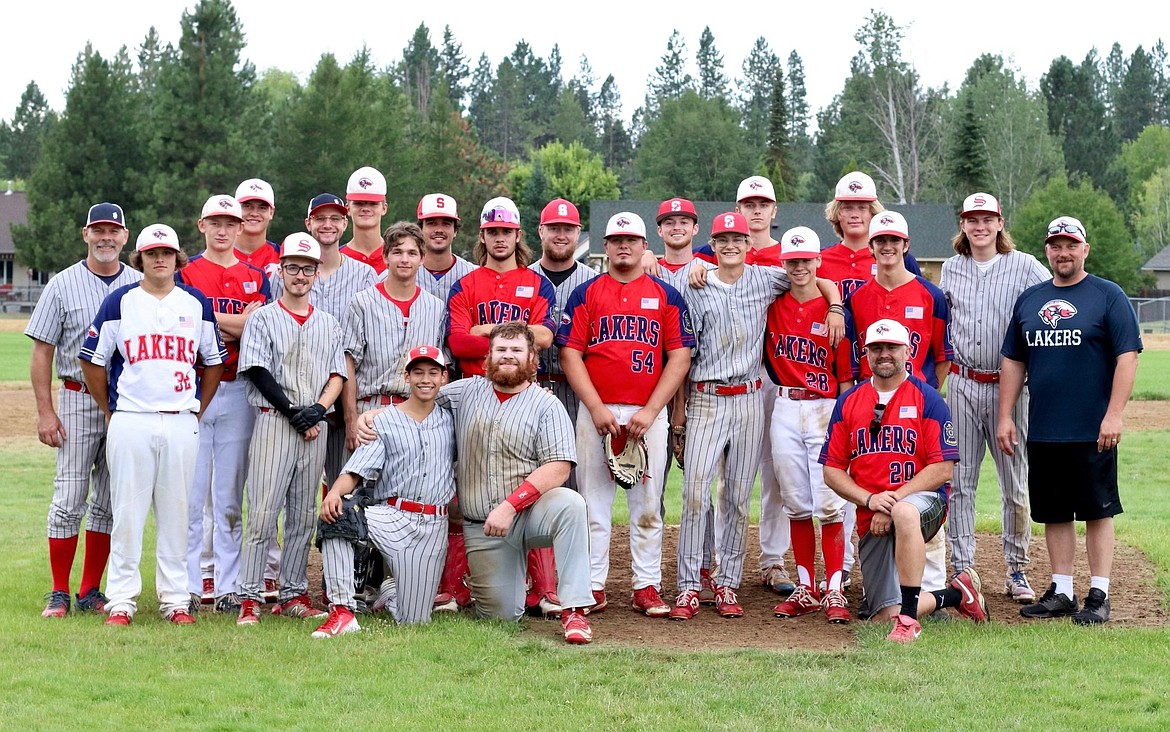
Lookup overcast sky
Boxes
[3,1,1165,127]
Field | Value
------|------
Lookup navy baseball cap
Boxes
[86,202,126,229]
[307,193,347,218]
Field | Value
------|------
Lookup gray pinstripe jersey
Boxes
[25,261,143,381]
[439,378,577,523]
[656,264,692,298]
[238,303,347,408]
[417,255,478,302]
[940,251,1050,370]
[344,286,447,398]
[529,261,599,376]
[270,257,378,322]
[683,266,789,383]
[343,405,456,504]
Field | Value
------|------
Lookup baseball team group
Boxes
[29,164,1142,645]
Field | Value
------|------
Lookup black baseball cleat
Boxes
[1072,588,1111,625]
[1020,583,1078,619]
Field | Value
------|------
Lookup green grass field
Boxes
[3,434,1169,730]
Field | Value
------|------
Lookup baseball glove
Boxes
[316,493,369,549]
[671,425,686,470]
[605,426,648,490]
[290,403,328,433]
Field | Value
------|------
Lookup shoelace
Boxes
[824,591,847,609]
[1009,571,1030,589]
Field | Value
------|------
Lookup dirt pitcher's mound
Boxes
[519,525,1168,650]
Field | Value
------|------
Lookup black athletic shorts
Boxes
[1027,441,1122,523]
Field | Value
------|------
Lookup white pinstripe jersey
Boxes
[417,255,478,302]
[269,257,378,321]
[683,265,789,384]
[438,378,577,523]
[342,405,456,504]
[79,283,227,412]
[238,302,347,408]
[940,251,1050,371]
[343,284,448,398]
[25,261,142,382]
[529,260,600,376]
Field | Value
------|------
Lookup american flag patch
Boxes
[516,285,534,297]
[905,306,924,319]
[899,406,917,418]
[870,264,878,275]
[640,297,659,310]
[243,281,257,294]
[811,322,827,336]
[179,316,194,329]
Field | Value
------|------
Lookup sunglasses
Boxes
[1047,222,1084,238]
[482,208,519,224]
[869,403,886,440]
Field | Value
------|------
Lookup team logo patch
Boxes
[790,234,805,245]
[87,324,98,338]
[878,215,895,225]
[905,306,924,320]
[218,198,233,209]
[899,405,917,419]
[616,217,631,228]
[358,177,373,189]
[516,285,534,298]
[1039,299,1077,329]
[849,180,863,193]
[750,180,763,190]
[972,195,986,206]
[296,238,312,253]
[640,297,659,310]
[250,183,263,191]
[943,420,958,446]
[560,313,571,325]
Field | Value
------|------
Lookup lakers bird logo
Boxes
[1039,299,1077,328]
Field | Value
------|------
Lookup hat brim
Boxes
[835,194,878,202]
[656,213,698,224]
[347,194,386,203]
[420,212,461,221]
[308,203,348,217]
[711,227,750,237]
[236,195,274,206]
[604,231,646,240]
[541,216,581,226]
[406,356,447,371]
[138,242,179,252]
[481,222,521,230]
[865,337,909,347]
[1045,233,1086,245]
[869,229,909,240]
[960,208,1001,218]
[737,194,776,203]
[779,251,820,261]
[87,218,127,229]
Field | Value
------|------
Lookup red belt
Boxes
[950,363,1000,384]
[360,394,407,406]
[778,386,827,401]
[695,378,762,396]
[387,496,447,516]
[63,379,90,394]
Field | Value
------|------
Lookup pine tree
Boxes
[738,38,778,152]
[946,89,989,193]
[695,26,728,101]
[595,75,632,172]
[648,30,693,108]
[765,68,794,202]
[400,23,440,116]
[1115,45,1159,141]
[786,51,810,140]
[438,25,469,111]
[1041,53,1121,192]
[0,81,56,180]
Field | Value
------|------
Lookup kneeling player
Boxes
[314,346,455,637]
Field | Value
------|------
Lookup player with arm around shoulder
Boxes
[79,224,227,626]
[821,319,987,643]
[28,202,141,618]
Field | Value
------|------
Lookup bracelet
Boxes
[864,494,872,510]
[827,304,845,314]
[505,480,541,512]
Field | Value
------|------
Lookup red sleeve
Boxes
[446,282,473,338]
[561,293,592,351]
[448,332,490,359]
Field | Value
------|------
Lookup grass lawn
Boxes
[3,432,1169,730]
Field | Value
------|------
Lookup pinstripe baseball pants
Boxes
[47,387,112,538]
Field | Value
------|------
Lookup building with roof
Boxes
[1141,244,1170,292]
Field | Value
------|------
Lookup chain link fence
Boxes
[1130,297,1170,333]
[0,284,45,313]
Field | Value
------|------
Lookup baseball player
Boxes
[79,223,227,626]
[444,197,560,617]
[845,210,952,594]
[558,212,694,618]
[818,171,922,300]
[28,202,142,618]
[315,345,456,636]
[942,193,1050,603]
[180,195,271,614]
[529,198,599,448]
[1000,216,1142,626]
[341,166,389,274]
[821,319,987,642]
[766,227,856,623]
[232,178,281,277]
[416,193,478,302]
[670,213,799,620]
[236,233,346,626]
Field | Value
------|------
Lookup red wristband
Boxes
[505,481,540,512]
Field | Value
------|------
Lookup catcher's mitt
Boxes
[670,425,686,470]
[605,426,648,490]
[316,493,369,549]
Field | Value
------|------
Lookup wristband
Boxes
[864,494,872,510]
[505,481,540,512]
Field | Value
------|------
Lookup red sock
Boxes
[48,536,79,593]
[790,518,816,589]
[527,547,558,600]
[439,529,471,606]
[79,530,111,596]
[822,521,845,591]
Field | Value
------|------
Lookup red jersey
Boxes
[556,273,695,405]
[177,254,271,379]
[819,376,958,536]
[818,242,923,300]
[764,294,853,397]
[845,276,952,388]
[745,244,783,267]
[446,266,556,376]
[234,241,280,278]
[340,244,386,275]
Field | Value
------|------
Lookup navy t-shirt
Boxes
[1001,274,1142,442]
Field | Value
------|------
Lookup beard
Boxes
[870,358,902,379]
[486,355,536,388]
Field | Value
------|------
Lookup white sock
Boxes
[1053,574,1074,600]
[1090,576,1110,597]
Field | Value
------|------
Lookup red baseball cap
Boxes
[540,198,580,226]
[657,198,698,224]
[405,344,447,371]
[711,212,749,237]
